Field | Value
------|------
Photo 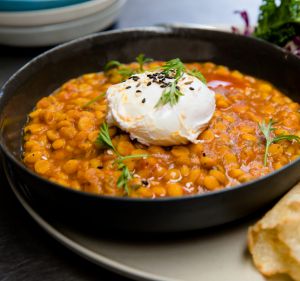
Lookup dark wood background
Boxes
[0,1,259,280]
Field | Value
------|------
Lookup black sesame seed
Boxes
[126,86,131,89]
[136,82,141,87]
[142,180,149,186]
[142,98,146,103]
[147,82,152,86]
[160,85,166,88]
[184,81,192,85]
[97,166,103,169]
[189,87,194,91]
[136,90,141,93]
[202,152,206,156]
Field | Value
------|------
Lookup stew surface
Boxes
[23,62,300,198]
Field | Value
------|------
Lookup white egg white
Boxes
[106,72,216,146]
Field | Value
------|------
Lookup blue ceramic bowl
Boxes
[0,0,90,11]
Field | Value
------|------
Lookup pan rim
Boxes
[1,25,300,203]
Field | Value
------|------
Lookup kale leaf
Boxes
[254,0,300,46]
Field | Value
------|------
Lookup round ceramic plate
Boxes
[3,160,271,281]
[2,24,289,281]
[0,0,125,46]
[0,0,115,26]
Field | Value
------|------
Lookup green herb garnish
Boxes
[104,54,153,81]
[258,119,300,166]
[254,0,300,46]
[95,122,118,153]
[118,68,135,80]
[161,58,185,79]
[155,80,183,108]
[136,53,153,72]
[103,57,207,108]
[155,58,207,108]
[96,122,148,194]
[103,59,134,81]
[116,162,132,194]
[187,69,207,84]
[103,60,122,71]
[82,93,105,108]
[155,59,185,108]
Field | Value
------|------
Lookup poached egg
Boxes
[106,71,215,146]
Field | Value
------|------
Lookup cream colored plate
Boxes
[5,161,292,281]
[2,24,292,280]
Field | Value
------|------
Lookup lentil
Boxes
[23,62,300,198]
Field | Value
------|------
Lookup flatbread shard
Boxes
[248,183,300,281]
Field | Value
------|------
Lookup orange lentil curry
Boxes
[23,61,300,198]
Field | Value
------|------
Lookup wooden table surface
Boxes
[0,1,260,280]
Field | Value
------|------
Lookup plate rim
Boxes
[0,0,126,47]
[3,159,178,281]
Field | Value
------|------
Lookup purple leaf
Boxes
[232,10,252,36]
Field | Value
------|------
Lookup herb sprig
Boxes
[103,60,122,71]
[104,53,153,80]
[155,59,185,108]
[187,69,207,84]
[136,53,153,72]
[161,58,185,79]
[155,80,183,108]
[96,123,148,194]
[82,93,105,108]
[155,59,207,108]
[258,119,300,166]
[104,56,207,108]
[96,122,117,152]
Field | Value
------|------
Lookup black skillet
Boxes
[1,26,300,232]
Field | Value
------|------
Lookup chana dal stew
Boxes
[22,61,300,198]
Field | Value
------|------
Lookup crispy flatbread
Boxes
[248,183,300,281]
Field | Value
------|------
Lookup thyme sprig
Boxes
[104,56,207,108]
[155,80,183,108]
[82,93,105,108]
[95,122,117,153]
[103,53,152,80]
[187,69,207,84]
[155,59,185,108]
[161,58,185,79]
[96,123,148,194]
[136,53,153,72]
[156,59,207,108]
[104,59,134,81]
[103,60,121,71]
[258,119,300,166]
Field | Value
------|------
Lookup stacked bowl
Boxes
[0,0,126,46]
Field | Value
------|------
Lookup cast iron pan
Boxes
[1,26,300,232]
